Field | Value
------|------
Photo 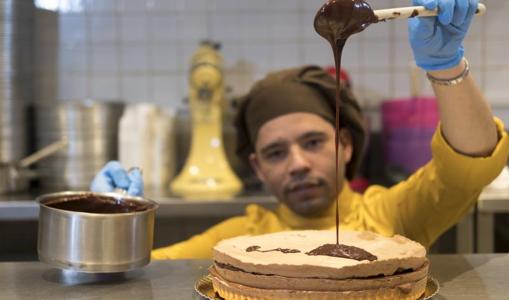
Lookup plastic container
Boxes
[382,97,439,174]
[119,104,176,189]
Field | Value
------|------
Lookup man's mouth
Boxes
[286,179,323,194]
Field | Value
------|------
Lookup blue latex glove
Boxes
[90,161,144,196]
[408,0,478,71]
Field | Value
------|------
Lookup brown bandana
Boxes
[234,65,365,180]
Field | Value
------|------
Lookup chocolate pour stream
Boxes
[242,0,380,262]
[312,0,378,260]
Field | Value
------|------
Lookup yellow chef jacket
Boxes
[152,118,509,260]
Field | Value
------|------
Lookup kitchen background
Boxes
[31,0,509,192]
[34,0,509,114]
[1,0,508,261]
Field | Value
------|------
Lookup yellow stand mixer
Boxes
[171,42,243,199]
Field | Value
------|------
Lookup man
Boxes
[91,0,508,259]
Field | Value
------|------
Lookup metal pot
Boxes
[0,140,67,194]
[35,101,124,190]
[37,191,159,273]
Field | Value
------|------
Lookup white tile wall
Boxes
[59,45,88,72]
[362,40,391,70]
[58,14,87,46]
[121,75,149,102]
[392,41,414,69]
[149,15,178,42]
[486,40,509,68]
[272,42,301,70]
[117,0,149,13]
[175,14,209,42]
[485,69,509,103]
[89,15,117,43]
[84,0,116,13]
[301,42,333,67]
[34,0,509,110]
[463,39,482,68]
[91,75,119,99]
[149,44,178,72]
[58,74,88,99]
[152,74,179,107]
[91,45,118,75]
[121,45,148,73]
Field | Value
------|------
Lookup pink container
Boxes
[382,97,439,173]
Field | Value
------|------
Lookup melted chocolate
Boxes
[214,262,268,276]
[314,0,377,245]
[46,195,153,214]
[246,245,300,254]
[306,243,377,261]
[215,261,244,272]
[314,0,378,42]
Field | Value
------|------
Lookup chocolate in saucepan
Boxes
[46,194,153,214]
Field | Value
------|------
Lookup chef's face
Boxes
[250,112,352,217]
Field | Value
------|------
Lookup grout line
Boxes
[84,0,92,99]
[57,36,468,46]
[114,0,122,101]
[388,0,396,99]
[146,1,153,103]
[480,1,488,92]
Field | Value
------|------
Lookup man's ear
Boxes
[339,129,353,163]
[249,153,267,183]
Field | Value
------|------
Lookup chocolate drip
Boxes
[306,243,377,261]
[46,195,152,214]
[314,0,377,245]
[246,245,301,254]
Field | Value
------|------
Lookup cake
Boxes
[209,230,429,300]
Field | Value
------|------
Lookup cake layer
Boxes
[210,260,429,292]
[213,230,427,279]
[210,272,428,300]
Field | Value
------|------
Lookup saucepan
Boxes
[37,191,159,273]
[0,140,68,194]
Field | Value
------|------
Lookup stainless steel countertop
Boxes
[0,254,508,299]
[0,190,278,220]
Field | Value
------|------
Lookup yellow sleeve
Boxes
[359,118,509,247]
[151,216,249,260]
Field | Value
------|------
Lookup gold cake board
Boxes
[194,274,439,300]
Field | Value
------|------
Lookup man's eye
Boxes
[266,150,286,160]
[304,139,323,149]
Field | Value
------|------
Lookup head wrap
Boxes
[234,65,365,180]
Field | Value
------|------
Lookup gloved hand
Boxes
[90,161,144,196]
[408,0,478,71]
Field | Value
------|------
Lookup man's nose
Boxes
[288,147,311,178]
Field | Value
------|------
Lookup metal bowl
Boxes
[37,191,159,273]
